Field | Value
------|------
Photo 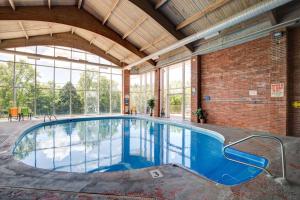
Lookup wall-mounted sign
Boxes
[292,101,300,109]
[249,90,257,96]
[204,96,211,101]
[271,83,284,97]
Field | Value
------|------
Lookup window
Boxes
[0,46,122,117]
[99,73,111,113]
[111,74,122,113]
[160,60,191,120]
[130,71,155,114]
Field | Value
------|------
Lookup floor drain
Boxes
[149,169,163,179]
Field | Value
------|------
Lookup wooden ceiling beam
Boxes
[0,32,126,66]
[176,0,232,30]
[78,0,83,9]
[155,0,169,9]
[18,21,29,40]
[0,6,156,66]
[8,0,15,11]
[128,0,193,52]
[122,16,147,39]
[105,44,115,54]
[89,36,96,45]
[103,0,119,25]
[140,34,168,52]
[48,23,53,37]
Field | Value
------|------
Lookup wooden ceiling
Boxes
[0,0,288,68]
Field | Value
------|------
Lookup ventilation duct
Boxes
[125,0,293,69]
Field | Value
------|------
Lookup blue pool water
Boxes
[13,117,268,186]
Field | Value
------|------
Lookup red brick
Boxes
[199,33,288,135]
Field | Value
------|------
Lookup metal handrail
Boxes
[43,114,57,122]
[223,135,286,183]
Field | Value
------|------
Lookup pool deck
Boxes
[0,116,299,200]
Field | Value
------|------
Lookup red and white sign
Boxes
[271,83,284,97]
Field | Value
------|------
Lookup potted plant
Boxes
[192,108,207,124]
[147,98,155,116]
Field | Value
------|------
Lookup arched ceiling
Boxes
[0,0,295,69]
[0,32,125,66]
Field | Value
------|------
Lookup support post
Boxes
[191,55,201,123]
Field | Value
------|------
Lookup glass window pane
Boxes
[71,70,85,90]
[100,58,111,65]
[15,55,35,64]
[72,51,85,61]
[16,46,36,54]
[112,68,122,74]
[72,63,85,70]
[0,62,13,112]
[72,89,84,114]
[185,60,191,87]
[111,91,121,113]
[55,68,70,89]
[36,58,54,66]
[99,74,110,113]
[86,91,98,114]
[111,74,121,91]
[55,60,71,68]
[86,54,99,63]
[16,87,35,111]
[0,61,13,86]
[55,88,70,115]
[111,74,121,113]
[86,64,99,72]
[55,47,71,59]
[130,75,140,92]
[185,94,191,119]
[15,62,35,87]
[36,88,54,115]
[169,63,182,89]
[36,66,53,88]
[100,67,111,73]
[86,71,98,90]
[37,46,54,56]
[0,53,14,61]
[169,94,182,117]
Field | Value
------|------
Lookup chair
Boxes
[20,107,32,120]
[131,106,137,115]
[8,107,20,122]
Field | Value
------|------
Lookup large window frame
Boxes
[160,60,191,120]
[0,46,122,116]
[130,71,155,114]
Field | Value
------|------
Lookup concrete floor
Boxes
[0,116,299,200]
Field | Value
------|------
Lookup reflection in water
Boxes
[13,118,267,185]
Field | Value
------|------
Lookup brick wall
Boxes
[200,33,288,135]
[288,28,300,137]
[122,69,130,114]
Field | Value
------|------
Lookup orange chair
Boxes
[8,107,20,122]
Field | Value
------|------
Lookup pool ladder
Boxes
[43,114,57,122]
[223,135,287,185]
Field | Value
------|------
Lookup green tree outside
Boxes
[0,60,121,117]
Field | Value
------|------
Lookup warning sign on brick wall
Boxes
[271,83,284,97]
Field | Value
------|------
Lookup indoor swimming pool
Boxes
[13,117,268,186]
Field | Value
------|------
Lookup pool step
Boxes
[224,148,268,168]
